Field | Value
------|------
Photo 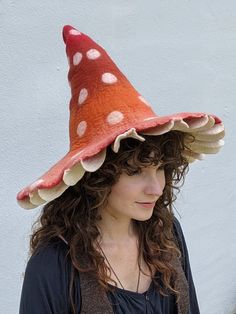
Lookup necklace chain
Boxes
[97,242,141,293]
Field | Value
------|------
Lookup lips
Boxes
[136,202,156,209]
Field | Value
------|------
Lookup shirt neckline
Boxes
[107,279,154,296]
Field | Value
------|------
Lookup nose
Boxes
[144,175,165,198]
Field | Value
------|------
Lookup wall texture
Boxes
[0,1,235,313]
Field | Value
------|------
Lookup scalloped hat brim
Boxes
[17,112,225,209]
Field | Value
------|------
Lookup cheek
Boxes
[108,179,137,204]
[158,171,166,191]
[110,183,131,201]
[159,174,167,195]
[106,187,133,213]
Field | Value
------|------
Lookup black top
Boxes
[107,280,177,314]
[19,218,200,314]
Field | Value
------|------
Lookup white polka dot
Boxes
[102,73,118,84]
[77,121,87,137]
[138,95,151,107]
[69,29,81,36]
[73,52,83,66]
[78,88,88,105]
[86,49,101,60]
[107,111,124,125]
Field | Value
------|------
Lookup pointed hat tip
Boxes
[62,25,81,44]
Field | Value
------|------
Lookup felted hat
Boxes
[17,25,225,209]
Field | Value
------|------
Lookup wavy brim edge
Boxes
[17,114,225,209]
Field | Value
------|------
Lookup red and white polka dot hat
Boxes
[17,25,225,209]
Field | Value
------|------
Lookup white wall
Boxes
[1,1,235,313]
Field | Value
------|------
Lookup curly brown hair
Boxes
[29,130,193,313]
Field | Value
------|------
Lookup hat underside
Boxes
[17,114,224,209]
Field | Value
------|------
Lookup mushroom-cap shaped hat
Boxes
[16,25,225,209]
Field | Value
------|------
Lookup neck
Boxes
[96,208,137,245]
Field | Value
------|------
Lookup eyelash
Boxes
[130,169,141,175]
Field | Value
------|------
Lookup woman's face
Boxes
[102,163,166,222]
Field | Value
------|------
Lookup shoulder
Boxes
[28,237,69,262]
[173,216,182,231]
[172,217,200,311]
[20,238,75,313]
[25,238,71,281]
[172,216,191,271]
[172,216,185,242]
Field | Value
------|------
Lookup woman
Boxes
[17,25,225,314]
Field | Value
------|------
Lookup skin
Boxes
[96,163,166,292]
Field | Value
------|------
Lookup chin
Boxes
[133,211,154,221]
